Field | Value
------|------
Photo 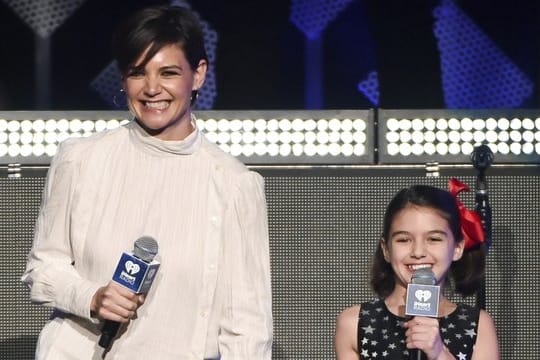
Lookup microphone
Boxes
[98,236,160,349]
[471,144,494,173]
[471,144,494,309]
[405,268,440,360]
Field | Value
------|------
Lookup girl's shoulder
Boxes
[336,304,361,327]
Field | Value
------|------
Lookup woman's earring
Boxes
[190,89,199,105]
[113,88,127,109]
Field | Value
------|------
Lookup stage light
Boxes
[424,131,436,143]
[448,130,460,143]
[485,130,498,143]
[523,131,534,142]
[341,143,353,156]
[255,142,266,156]
[267,131,279,144]
[243,131,255,144]
[461,143,474,155]
[379,110,540,164]
[0,112,131,165]
[57,119,69,132]
[412,143,423,156]
[216,131,229,144]
[268,143,279,156]
[461,117,473,130]
[11,110,532,165]
[400,130,412,143]
[243,119,254,131]
[279,131,291,145]
[280,143,292,156]
[193,111,373,164]
[198,111,371,163]
[230,131,242,144]
[449,143,461,155]
[243,144,255,157]
[230,143,242,157]
[522,142,534,154]
[486,117,497,130]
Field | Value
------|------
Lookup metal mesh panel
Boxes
[0,176,50,359]
[485,174,539,358]
[264,171,539,359]
[0,168,538,359]
[433,0,533,108]
[3,0,87,38]
[357,70,379,106]
[290,0,354,39]
[267,175,381,357]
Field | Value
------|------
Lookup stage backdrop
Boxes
[0,165,538,359]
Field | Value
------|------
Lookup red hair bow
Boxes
[448,178,485,251]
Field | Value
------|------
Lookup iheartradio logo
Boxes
[406,281,439,317]
[414,290,432,302]
[124,260,140,275]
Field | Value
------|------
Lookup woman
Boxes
[22,5,272,359]
[335,180,499,359]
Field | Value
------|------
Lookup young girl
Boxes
[335,180,499,360]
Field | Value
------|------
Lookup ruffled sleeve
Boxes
[21,139,101,320]
[218,170,273,359]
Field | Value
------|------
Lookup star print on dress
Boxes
[362,349,369,357]
[363,325,375,334]
[357,298,479,359]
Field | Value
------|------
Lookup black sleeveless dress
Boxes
[357,298,479,360]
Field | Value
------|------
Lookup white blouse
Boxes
[21,119,273,359]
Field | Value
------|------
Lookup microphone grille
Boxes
[411,267,436,285]
[133,236,159,262]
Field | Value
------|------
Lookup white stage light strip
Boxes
[0,116,130,160]
[197,116,368,160]
[379,110,540,164]
[192,110,373,164]
[0,110,374,165]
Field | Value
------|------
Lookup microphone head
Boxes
[411,267,436,285]
[133,236,159,262]
[471,144,494,171]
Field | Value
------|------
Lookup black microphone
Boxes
[471,144,494,173]
[471,144,494,309]
[405,268,440,360]
[98,236,160,349]
[471,144,493,250]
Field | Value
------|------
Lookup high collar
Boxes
[127,116,201,156]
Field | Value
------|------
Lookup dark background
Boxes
[0,0,539,110]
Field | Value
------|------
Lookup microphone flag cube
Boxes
[111,252,160,294]
[405,283,440,317]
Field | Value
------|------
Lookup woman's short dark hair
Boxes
[112,5,208,76]
[371,185,485,298]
